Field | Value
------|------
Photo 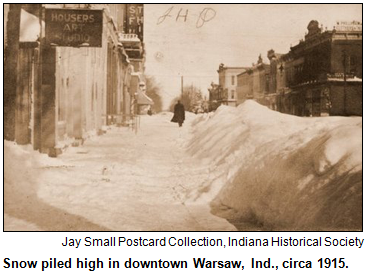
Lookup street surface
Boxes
[5,113,235,231]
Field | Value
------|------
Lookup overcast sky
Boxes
[143,4,362,108]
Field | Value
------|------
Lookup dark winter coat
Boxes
[171,102,185,124]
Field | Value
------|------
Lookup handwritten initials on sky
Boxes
[157,6,216,28]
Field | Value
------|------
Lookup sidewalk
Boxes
[5,113,235,231]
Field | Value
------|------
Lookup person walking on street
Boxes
[171,100,185,127]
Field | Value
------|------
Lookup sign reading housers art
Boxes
[45,9,103,47]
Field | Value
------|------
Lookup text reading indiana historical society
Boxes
[62,236,364,249]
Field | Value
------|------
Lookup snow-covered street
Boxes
[4,101,362,231]
[4,113,235,231]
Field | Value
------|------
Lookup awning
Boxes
[137,92,154,105]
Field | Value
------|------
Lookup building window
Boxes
[232,75,235,85]
[231,90,235,99]
[349,55,357,75]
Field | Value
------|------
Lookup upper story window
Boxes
[231,75,235,85]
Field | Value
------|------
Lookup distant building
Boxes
[267,50,287,112]
[268,20,362,116]
[235,20,362,117]
[236,55,270,107]
[217,64,246,107]
[236,71,251,105]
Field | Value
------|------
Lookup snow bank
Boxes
[187,101,362,231]
[5,141,65,170]
[4,141,65,201]
[4,141,40,208]
[4,141,65,230]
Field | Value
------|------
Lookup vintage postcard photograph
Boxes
[3,4,362,231]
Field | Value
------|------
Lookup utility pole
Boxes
[342,49,347,115]
[4,4,21,141]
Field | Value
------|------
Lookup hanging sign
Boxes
[45,9,103,47]
[125,4,144,42]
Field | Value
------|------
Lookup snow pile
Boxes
[4,141,40,207]
[187,101,362,230]
[4,141,65,197]
[5,141,65,169]
[4,141,65,230]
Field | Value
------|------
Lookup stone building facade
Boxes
[267,20,362,117]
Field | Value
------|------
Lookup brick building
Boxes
[236,55,270,107]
